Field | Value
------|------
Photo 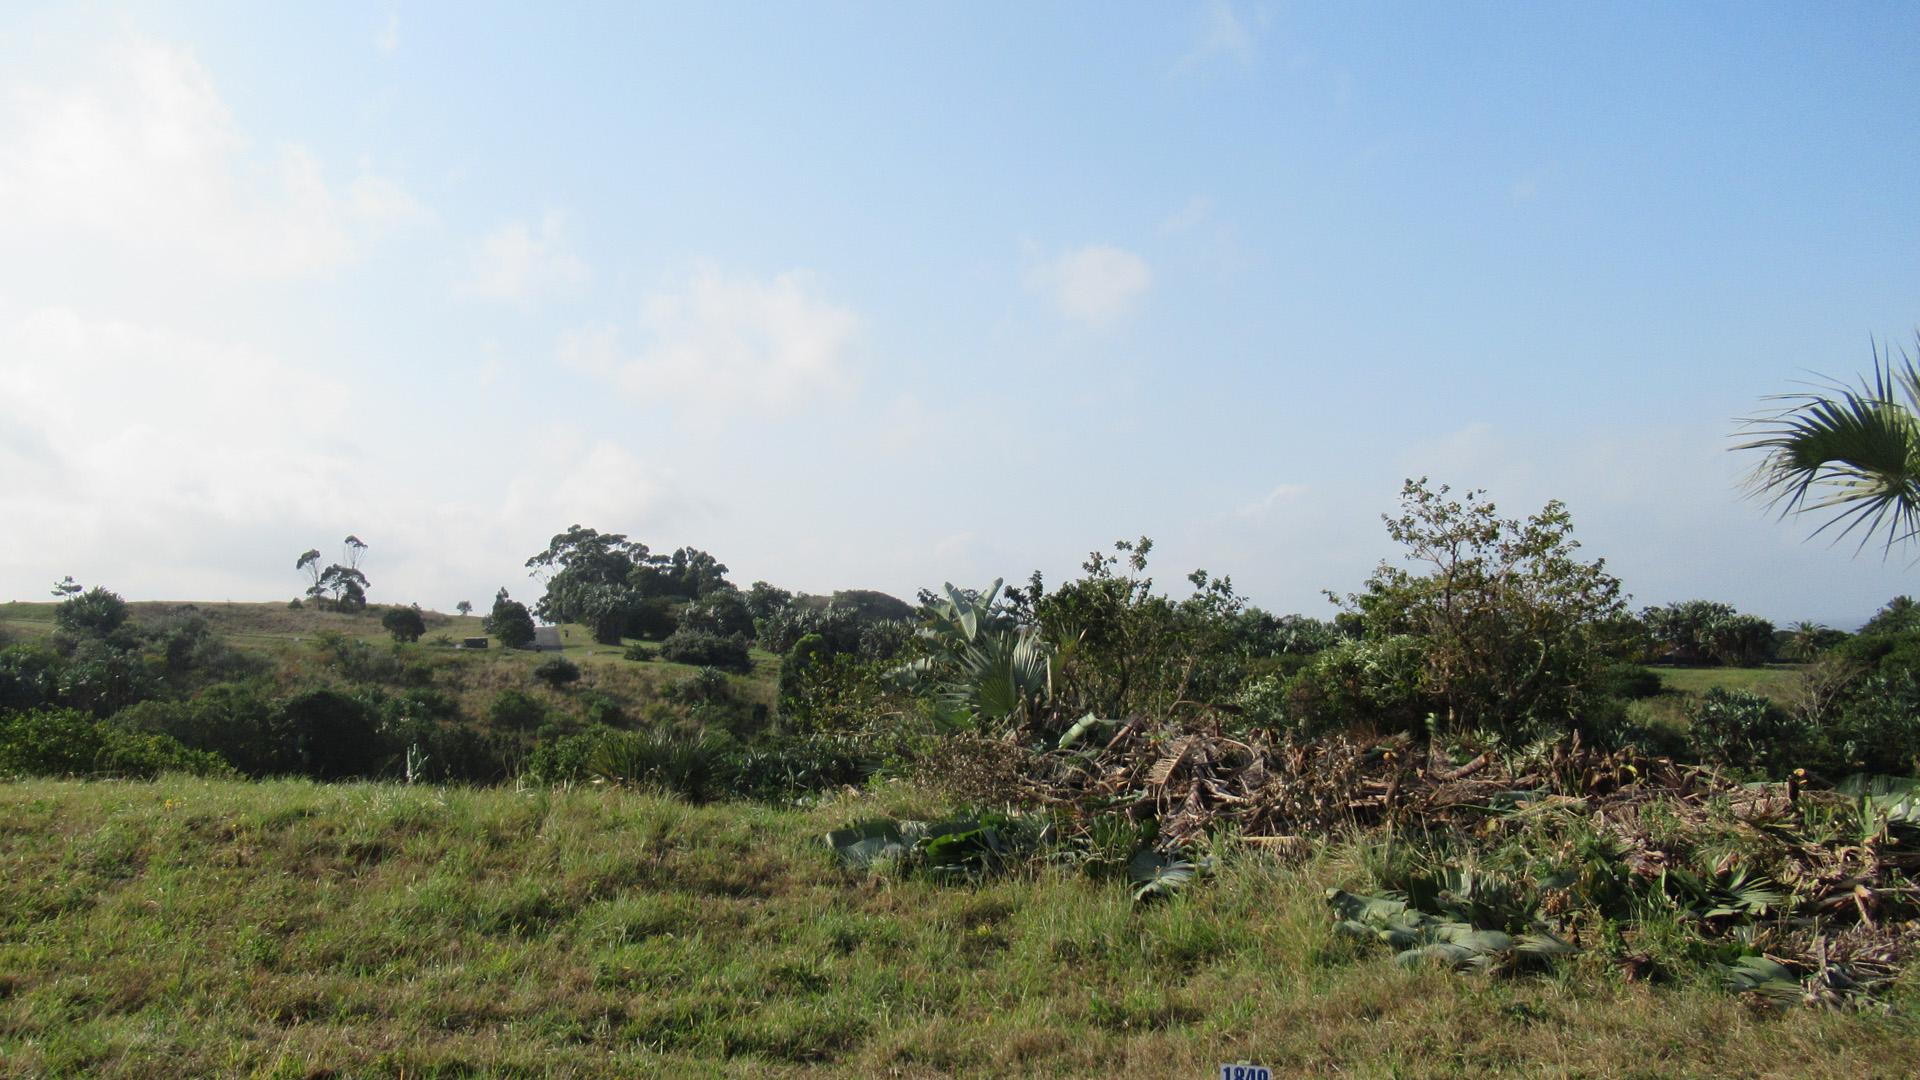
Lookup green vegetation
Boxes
[2,776,1915,1078]
[7,481,1920,1074]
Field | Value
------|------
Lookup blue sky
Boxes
[2,2,1917,627]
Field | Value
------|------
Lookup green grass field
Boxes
[2,776,1915,1078]
[1652,664,1809,700]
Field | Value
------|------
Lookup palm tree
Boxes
[1736,335,1920,554]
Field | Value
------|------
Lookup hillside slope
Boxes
[2,776,1915,1078]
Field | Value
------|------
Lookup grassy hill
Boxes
[3,775,1915,1078]
[0,598,780,724]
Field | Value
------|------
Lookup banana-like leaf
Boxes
[1720,955,1803,1003]
[825,820,916,868]
[1129,848,1205,902]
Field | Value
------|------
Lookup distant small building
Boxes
[459,637,489,650]
[531,626,563,652]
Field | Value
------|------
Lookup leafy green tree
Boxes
[1642,600,1774,666]
[1783,620,1847,661]
[484,589,536,649]
[456,600,473,617]
[1860,596,1920,636]
[1021,539,1247,723]
[745,581,794,622]
[1737,335,1920,553]
[381,605,426,643]
[296,537,371,611]
[632,546,732,601]
[1346,479,1627,738]
[525,525,647,637]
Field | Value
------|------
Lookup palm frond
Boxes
[1734,335,1920,556]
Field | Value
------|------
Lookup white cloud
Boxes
[461,211,591,304]
[1025,244,1153,327]
[1174,0,1258,72]
[0,36,423,280]
[1160,195,1214,235]
[375,14,400,54]
[349,169,433,225]
[0,304,359,595]
[559,266,861,416]
[1235,482,1309,519]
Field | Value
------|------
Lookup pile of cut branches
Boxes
[982,712,1920,1006]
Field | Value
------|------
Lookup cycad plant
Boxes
[1737,335,1920,554]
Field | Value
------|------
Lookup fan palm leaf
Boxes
[1736,336,1920,555]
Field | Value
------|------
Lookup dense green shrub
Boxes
[54,587,129,638]
[1280,636,1436,738]
[487,689,547,731]
[627,597,679,641]
[381,606,427,643]
[57,638,159,717]
[0,645,58,713]
[0,707,231,778]
[1823,668,1920,776]
[584,730,729,801]
[484,591,537,649]
[577,689,627,728]
[533,656,581,689]
[1592,661,1663,701]
[658,628,752,672]
[280,689,385,779]
[523,725,622,783]
[526,727,872,802]
[728,734,875,800]
[113,682,283,775]
[1685,688,1808,775]
[1345,482,1627,739]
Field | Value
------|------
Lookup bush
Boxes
[488,689,547,731]
[523,726,621,784]
[658,628,753,672]
[58,638,159,716]
[113,682,284,776]
[1823,669,1920,776]
[622,642,655,662]
[728,734,875,800]
[533,656,581,689]
[586,730,729,801]
[1593,661,1664,701]
[280,689,385,779]
[0,645,59,713]
[627,597,680,641]
[381,606,427,643]
[54,587,129,638]
[484,592,537,649]
[578,689,626,727]
[1685,688,1808,776]
[1280,636,1436,738]
[0,707,232,779]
